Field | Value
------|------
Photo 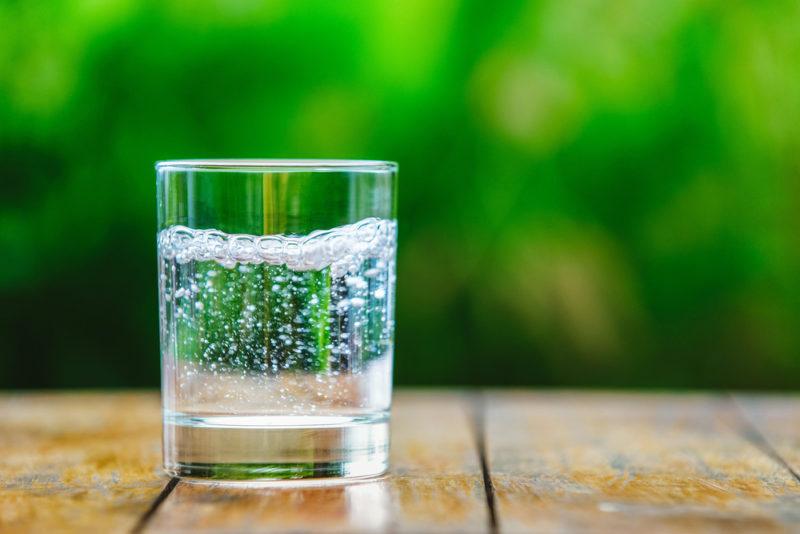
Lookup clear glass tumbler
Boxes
[156,159,397,480]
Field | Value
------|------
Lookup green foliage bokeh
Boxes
[2,0,800,388]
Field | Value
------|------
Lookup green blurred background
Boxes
[2,1,799,389]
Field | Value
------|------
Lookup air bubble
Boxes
[345,276,368,290]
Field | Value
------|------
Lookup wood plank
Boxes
[485,391,800,533]
[0,392,166,533]
[734,394,800,481]
[146,391,489,533]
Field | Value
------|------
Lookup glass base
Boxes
[167,461,388,480]
[163,413,389,481]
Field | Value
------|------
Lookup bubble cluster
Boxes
[158,217,396,278]
[158,217,396,415]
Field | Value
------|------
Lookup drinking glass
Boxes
[156,159,397,480]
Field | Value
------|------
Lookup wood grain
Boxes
[484,391,800,533]
[0,392,165,533]
[5,390,800,533]
[145,391,489,533]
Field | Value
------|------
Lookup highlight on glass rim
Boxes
[3,1,800,531]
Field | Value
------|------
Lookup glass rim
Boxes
[156,159,397,173]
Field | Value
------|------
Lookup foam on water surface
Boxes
[158,217,396,277]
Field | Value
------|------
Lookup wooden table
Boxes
[2,391,799,533]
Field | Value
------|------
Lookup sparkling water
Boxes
[158,217,396,478]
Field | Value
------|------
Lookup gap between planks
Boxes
[131,477,179,534]
[727,392,800,485]
[469,391,499,534]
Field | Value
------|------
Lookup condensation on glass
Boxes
[156,159,397,480]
